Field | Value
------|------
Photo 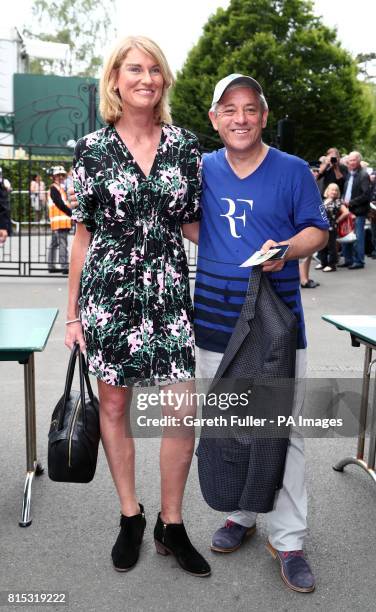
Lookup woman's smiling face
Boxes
[115,47,164,115]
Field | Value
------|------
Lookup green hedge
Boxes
[1,155,73,224]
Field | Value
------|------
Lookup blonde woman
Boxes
[316,183,348,272]
[65,36,210,577]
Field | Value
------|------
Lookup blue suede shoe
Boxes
[267,542,315,593]
[211,519,256,553]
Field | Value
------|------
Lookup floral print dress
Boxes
[72,124,201,387]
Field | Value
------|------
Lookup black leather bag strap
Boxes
[241,265,262,319]
[79,351,94,402]
[78,349,87,429]
[78,350,95,429]
[58,344,95,430]
[58,344,79,429]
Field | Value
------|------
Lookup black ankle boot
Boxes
[154,513,211,577]
[111,504,146,572]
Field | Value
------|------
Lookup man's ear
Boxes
[208,110,219,131]
[261,109,268,129]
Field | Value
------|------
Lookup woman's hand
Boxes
[65,321,86,354]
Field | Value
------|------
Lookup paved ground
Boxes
[1,259,376,612]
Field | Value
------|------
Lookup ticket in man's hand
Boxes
[240,244,289,267]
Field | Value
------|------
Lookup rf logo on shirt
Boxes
[220,198,254,238]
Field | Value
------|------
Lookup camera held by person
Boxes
[316,148,348,197]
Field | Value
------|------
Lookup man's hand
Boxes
[260,239,287,272]
[0,229,8,244]
[260,228,328,270]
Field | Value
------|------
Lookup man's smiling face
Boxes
[209,86,268,154]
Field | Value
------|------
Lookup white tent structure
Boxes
[0,27,69,157]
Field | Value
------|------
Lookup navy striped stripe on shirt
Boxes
[194,263,306,353]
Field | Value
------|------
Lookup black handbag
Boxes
[48,343,100,483]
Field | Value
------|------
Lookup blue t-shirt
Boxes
[194,146,329,353]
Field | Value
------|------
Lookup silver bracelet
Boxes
[65,318,81,325]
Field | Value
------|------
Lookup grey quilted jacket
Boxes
[196,266,297,513]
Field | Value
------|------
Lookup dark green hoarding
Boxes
[14,73,104,154]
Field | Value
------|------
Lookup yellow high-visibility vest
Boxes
[48,184,72,231]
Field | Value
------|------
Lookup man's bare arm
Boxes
[182,221,200,245]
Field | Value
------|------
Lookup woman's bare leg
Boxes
[97,380,140,517]
[159,380,197,523]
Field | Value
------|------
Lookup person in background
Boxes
[369,172,376,259]
[47,166,72,274]
[299,256,318,288]
[315,183,349,272]
[298,165,325,288]
[310,149,348,280]
[64,167,77,234]
[316,147,348,197]
[339,151,371,270]
[30,174,46,214]
[0,167,12,244]
[341,154,349,167]
[64,168,75,206]
[310,166,321,192]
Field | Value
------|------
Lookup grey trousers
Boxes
[197,346,308,551]
[48,229,69,269]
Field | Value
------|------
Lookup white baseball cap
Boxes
[211,73,264,106]
[51,165,67,176]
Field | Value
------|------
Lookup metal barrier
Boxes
[0,186,55,276]
[0,145,72,276]
[0,142,200,277]
[1,188,198,278]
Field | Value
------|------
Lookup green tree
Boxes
[356,53,376,81]
[354,82,376,165]
[171,0,372,159]
[23,0,116,77]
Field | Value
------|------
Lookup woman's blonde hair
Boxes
[324,183,340,198]
[99,35,174,125]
